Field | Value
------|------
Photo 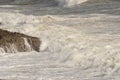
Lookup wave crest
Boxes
[57,0,88,7]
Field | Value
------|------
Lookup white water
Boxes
[56,0,88,7]
[0,12,120,80]
[0,0,120,80]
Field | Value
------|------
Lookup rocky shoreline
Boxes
[0,29,41,53]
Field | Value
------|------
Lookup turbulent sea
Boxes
[0,0,120,80]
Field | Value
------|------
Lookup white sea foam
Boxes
[57,0,88,7]
[0,1,120,79]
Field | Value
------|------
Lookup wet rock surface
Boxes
[0,29,41,53]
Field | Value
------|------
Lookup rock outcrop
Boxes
[0,29,41,53]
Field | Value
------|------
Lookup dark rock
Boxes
[0,22,2,25]
[0,29,41,53]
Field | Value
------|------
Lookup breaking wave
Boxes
[0,10,120,79]
[0,0,120,79]
[56,0,88,7]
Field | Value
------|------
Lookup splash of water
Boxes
[57,0,88,7]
